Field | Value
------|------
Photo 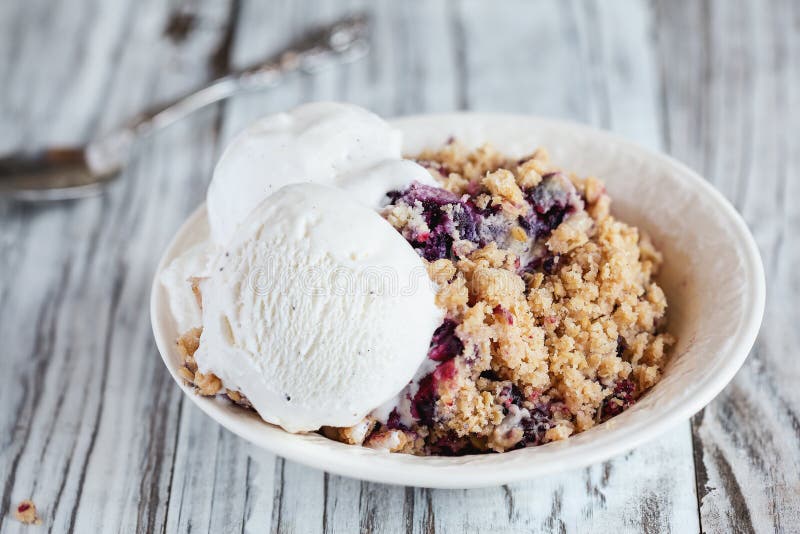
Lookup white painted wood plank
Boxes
[0,1,239,533]
[655,0,800,532]
[164,404,276,534]
[9,0,795,531]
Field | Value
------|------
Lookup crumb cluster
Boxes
[13,500,41,525]
[176,327,250,409]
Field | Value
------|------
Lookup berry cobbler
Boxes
[176,140,673,455]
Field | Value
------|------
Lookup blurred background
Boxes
[0,1,796,533]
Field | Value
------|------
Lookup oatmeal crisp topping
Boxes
[374,141,673,454]
[176,139,673,456]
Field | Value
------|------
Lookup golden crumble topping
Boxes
[373,141,673,454]
[176,328,251,408]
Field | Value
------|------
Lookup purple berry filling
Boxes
[542,255,561,275]
[519,173,581,240]
[497,383,525,414]
[386,408,409,431]
[517,404,555,447]
[529,173,572,212]
[386,182,480,261]
[427,319,464,361]
[601,379,636,420]
[428,434,478,456]
[386,174,583,263]
[411,359,457,426]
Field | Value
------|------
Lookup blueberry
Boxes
[427,320,464,361]
[601,379,636,420]
[386,408,408,431]
[411,360,457,426]
[519,173,580,240]
[411,373,437,425]
[498,383,525,414]
[418,232,450,261]
[529,173,570,214]
[509,385,525,407]
[517,404,554,447]
[386,182,481,261]
[452,204,479,242]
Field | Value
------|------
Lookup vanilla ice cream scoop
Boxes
[207,102,436,244]
[194,183,443,432]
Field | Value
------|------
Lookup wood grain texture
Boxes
[655,0,800,532]
[0,0,793,532]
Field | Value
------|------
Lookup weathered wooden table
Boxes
[1,0,796,532]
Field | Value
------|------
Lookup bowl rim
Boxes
[150,112,766,488]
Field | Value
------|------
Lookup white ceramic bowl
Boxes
[150,113,765,488]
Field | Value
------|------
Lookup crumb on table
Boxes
[14,500,41,525]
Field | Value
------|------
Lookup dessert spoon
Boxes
[0,14,369,201]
